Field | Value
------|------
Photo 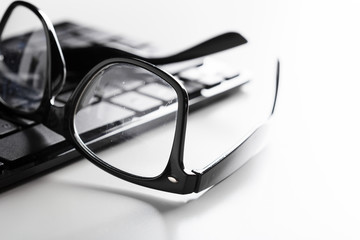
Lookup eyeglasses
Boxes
[0,1,279,194]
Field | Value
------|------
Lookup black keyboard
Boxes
[0,22,248,190]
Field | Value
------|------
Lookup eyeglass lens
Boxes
[73,63,178,177]
[0,5,48,113]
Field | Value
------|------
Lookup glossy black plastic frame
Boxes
[67,58,279,194]
[0,1,280,194]
[66,58,196,193]
[0,1,66,121]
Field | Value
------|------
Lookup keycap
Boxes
[0,114,35,127]
[54,22,82,36]
[138,83,177,102]
[0,118,19,137]
[76,28,114,43]
[116,79,144,91]
[75,101,135,134]
[110,91,163,112]
[181,81,205,97]
[180,67,223,86]
[0,124,65,165]
[59,38,92,48]
[179,58,239,87]
[99,84,123,98]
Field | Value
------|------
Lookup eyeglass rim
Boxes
[0,0,66,120]
[64,57,201,194]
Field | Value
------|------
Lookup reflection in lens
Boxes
[74,63,178,178]
[0,5,47,112]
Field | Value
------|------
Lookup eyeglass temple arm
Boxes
[192,60,280,193]
[62,32,247,80]
[147,32,247,64]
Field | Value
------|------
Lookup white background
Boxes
[1,0,360,239]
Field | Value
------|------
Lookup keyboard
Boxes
[0,22,248,190]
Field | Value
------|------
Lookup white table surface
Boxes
[1,0,360,239]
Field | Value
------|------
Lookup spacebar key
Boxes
[0,124,65,165]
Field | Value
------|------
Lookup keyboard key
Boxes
[122,80,144,91]
[111,79,144,91]
[104,36,151,50]
[54,22,83,36]
[179,66,223,86]
[0,124,65,164]
[99,85,123,98]
[76,28,114,43]
[138,83,177,101]
[59,38,92,48]
[179,58,239,87]
[110,91,163,112]
[0,119,19,137]
[75,101,135,134]
[1,115,35,127]
[181,81,204,97]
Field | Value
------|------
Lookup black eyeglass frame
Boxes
[0,1,279,194]
[66,58,197,193]
[0,1,66,121]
